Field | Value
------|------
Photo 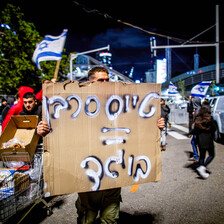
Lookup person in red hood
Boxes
[2,86,34,132]
[35,89,42,102]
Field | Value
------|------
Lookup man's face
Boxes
[23,97,36,112]
[2,101,7,106]
[89,71,109,83]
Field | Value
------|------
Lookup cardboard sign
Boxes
[42,81,161,197]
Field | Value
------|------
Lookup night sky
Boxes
[2,0,224,80]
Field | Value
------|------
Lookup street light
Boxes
[69,45,110,80]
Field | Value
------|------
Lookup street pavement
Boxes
[6,124,224,224]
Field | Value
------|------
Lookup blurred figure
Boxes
[0,98,7,124]
[187,96,194,134]
[193,101,215,179]
[160,98,170,151]
[1,96,15,122]
[189,97,201,162]
[14,92,20,105]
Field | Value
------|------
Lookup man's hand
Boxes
[157,118,165,129]
[37,121,50,137]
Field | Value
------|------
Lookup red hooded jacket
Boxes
[2,86,34,132]
[35,89,42,101]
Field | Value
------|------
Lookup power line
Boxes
[182,24,216,45]
[73,1,189,43]
[74,1,224,46]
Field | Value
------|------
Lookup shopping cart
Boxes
[0,144,52,223]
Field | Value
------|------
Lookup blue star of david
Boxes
[39,42,48,51]
[198,87,205,93]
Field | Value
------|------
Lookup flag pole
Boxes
[53,59,61,81]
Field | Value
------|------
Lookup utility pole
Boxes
[151,5,220,84]
[194,48,199,71]
[216,5,220,84]
[165,38,171,81]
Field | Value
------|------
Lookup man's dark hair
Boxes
[88,67,108,78]
[23,92,36,100]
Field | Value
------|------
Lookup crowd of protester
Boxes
[0,69,216,223]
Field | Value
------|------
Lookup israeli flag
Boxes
[32,29,67,69]
[191,81,211,97]
[168,82,179,95]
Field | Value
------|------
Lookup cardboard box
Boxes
[0,116,40,161]
[43,81,162,196]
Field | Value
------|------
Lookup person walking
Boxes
[76,67,165,223]
[189,97,201,162]
[193,101,215,179]
[160,98,170,151]
[187,96,194,134]
[37,67,165,223]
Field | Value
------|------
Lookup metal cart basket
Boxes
[0,145,51,223]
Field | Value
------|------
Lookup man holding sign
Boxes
[37,67,165,223]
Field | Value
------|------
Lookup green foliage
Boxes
[209,80,216,96]
[177,79,185,99]
[0,4,69,95]
[0,4,41,94]
[39,53,69,81]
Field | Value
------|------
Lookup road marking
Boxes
[171,124,189,133]
[167,130,188,140]
[129,184,140,192]
[167,124,189,140]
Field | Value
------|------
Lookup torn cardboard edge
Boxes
[43,81,162,196]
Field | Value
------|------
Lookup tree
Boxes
[38,53,70,82]
[0,4,42,94]
[209,80,216,96]
[0,4,69,95]
[178,79,185,99]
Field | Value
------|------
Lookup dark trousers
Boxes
[188,114,193,133]
[199,146,215,167]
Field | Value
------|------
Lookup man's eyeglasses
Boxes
[97,78,109,82]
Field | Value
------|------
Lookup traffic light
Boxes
[150,37,157,57]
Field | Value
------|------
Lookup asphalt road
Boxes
[5,125,224,224]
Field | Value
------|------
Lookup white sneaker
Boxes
[196,166,209,179]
